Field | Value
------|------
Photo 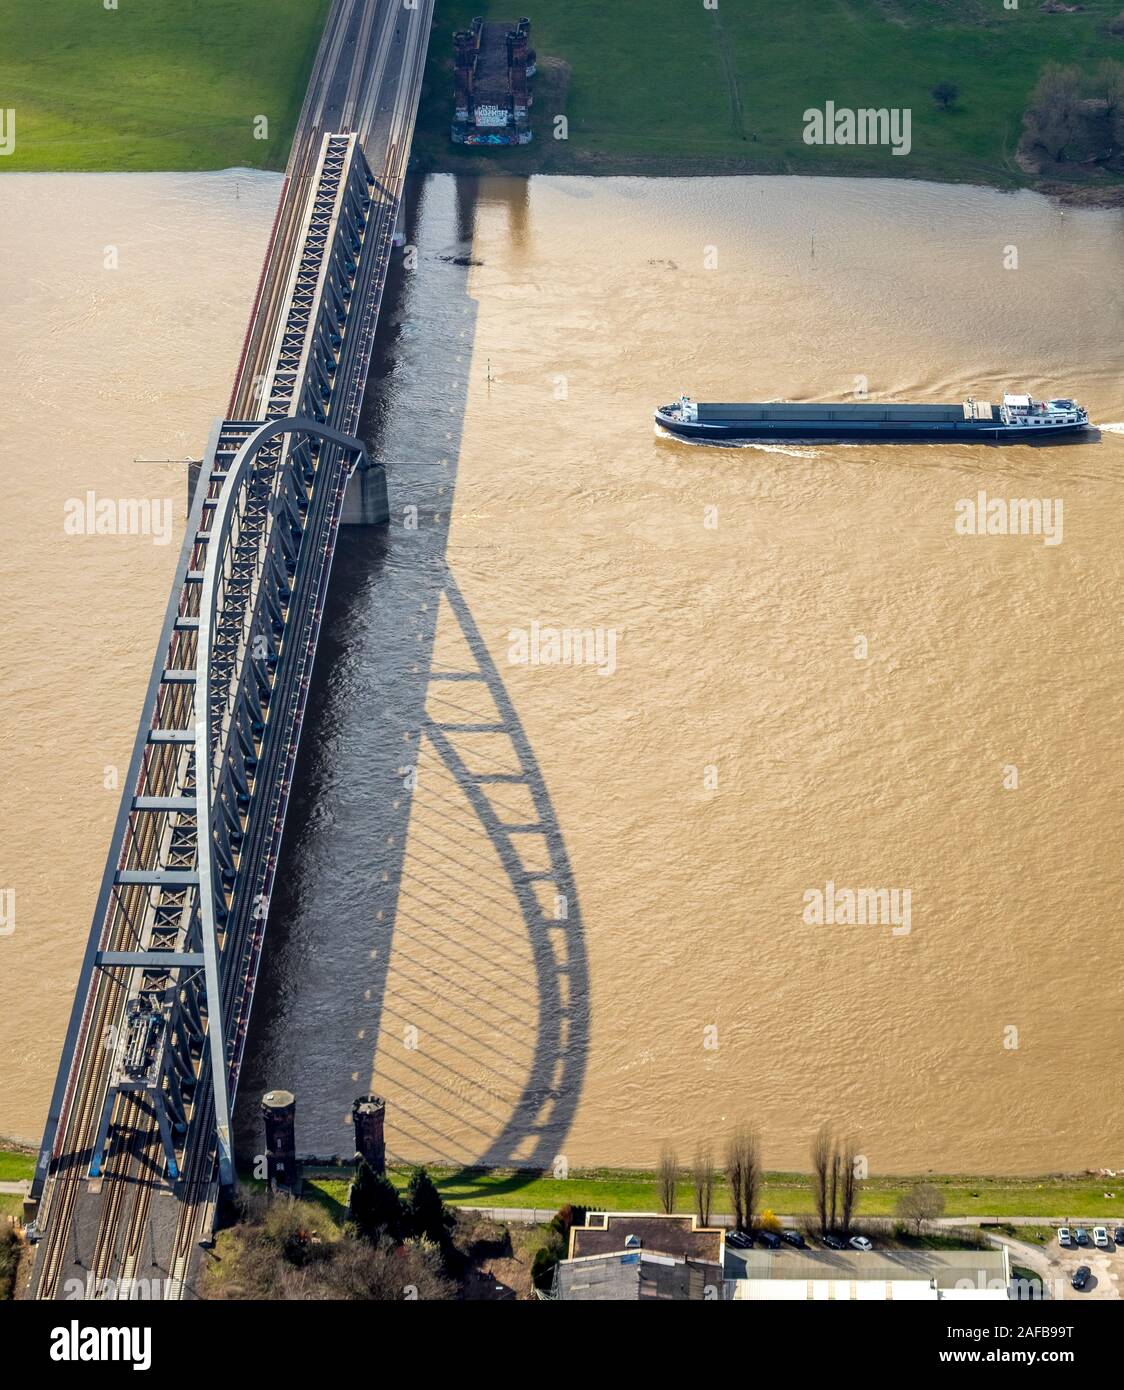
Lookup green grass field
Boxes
[0,1149,34,1222]
[0,1150,33,1184]
[417,0,1124,188]
[0,0,328,170]
[301,1165,1124,1222]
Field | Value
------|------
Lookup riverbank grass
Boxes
[300,1166,1124,1222]
[0,1150,34,1184]
[0,1150,35,1223]
[415,0,1124,189]
[0,0,329,171]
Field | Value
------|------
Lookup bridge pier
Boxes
[352,1094,387,1173]
[342,458,390,525]
[262,1089,299,1192]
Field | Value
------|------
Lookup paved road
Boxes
[452,1205,1124,1229]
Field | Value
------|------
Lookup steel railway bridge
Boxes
[27,1,435,1299]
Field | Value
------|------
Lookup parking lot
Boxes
[994,1228,1117,1301]
[1028,1231,1124,1302]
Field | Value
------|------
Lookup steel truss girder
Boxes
[196,414,370,1185]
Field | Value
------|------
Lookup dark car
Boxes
[1071,1265,1091,1291]
[1114,1228,1124,1246]
[821,1233,846,1250]
[726,1230,753,1250]
[1073,1227,1090,1246]
[757,1231,782,1250]
[781,1230,808,1248]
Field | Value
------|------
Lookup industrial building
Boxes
[724,1248,1013,1301]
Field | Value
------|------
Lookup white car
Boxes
[1093,1227,1110,1249]
[1058,1227,1072,1247]
[849,1235,873,1252]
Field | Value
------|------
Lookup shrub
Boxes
[549,1204,587,1241]
[206,1192,453,1300]
[931,81,959,110]
[405,1166,454,1247]
[532,1205,587,1293]
[349,1159,404,1244]
[0,1220,19,1301]
[531,1243,561,1291]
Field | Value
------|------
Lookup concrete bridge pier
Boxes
[342,457,390,525]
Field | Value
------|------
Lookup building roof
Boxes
[569,1212,725,1263]
[555,1250,724,1301]
[727,1277,1010,1301]
[725,1248,1010,1293]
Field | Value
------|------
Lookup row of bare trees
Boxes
[658,1144,715,1220]
[659,1124,861,1234]
[810,1125,861,1236]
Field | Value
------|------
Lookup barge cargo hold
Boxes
[655,393,1090,443]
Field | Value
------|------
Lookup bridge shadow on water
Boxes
[235,175,589,1189]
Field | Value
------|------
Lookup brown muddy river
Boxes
[2,170,1123,1177]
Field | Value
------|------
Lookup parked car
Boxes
[849,1235,874,1252]
[726,1230,753,1250]
[1093,1227,1110,1249]
[781,1230,807,1248]
[1074,1227,1090,1247]
[1113,1227,1124,1245]
[1071,1265,1091,1291]
[821,1233,846,1250]
[1058,1227,1072,1247]
[757,1230,782,1250]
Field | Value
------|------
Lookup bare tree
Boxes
[1022,63,1084,163]
[1095,60,1124,118]
[657,1145,679,1215]
[692,1145,716,1226]
[1094,59,1124,149]
[742,1127,762,1232]
[829,1150,840,1234]
[726,1125,762,1232]
[896,1183,946,1236]
[840,1138,862,1235]
[811,1125,832,1234]
[725,1130,746,1232]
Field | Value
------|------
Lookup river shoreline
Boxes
[409,147,1124,208]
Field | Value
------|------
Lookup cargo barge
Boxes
[655,393,1089,443]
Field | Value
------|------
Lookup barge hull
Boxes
[656,419,1088,442]
[656,401,1089,443]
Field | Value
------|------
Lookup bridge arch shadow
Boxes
[235,173,589,1185]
